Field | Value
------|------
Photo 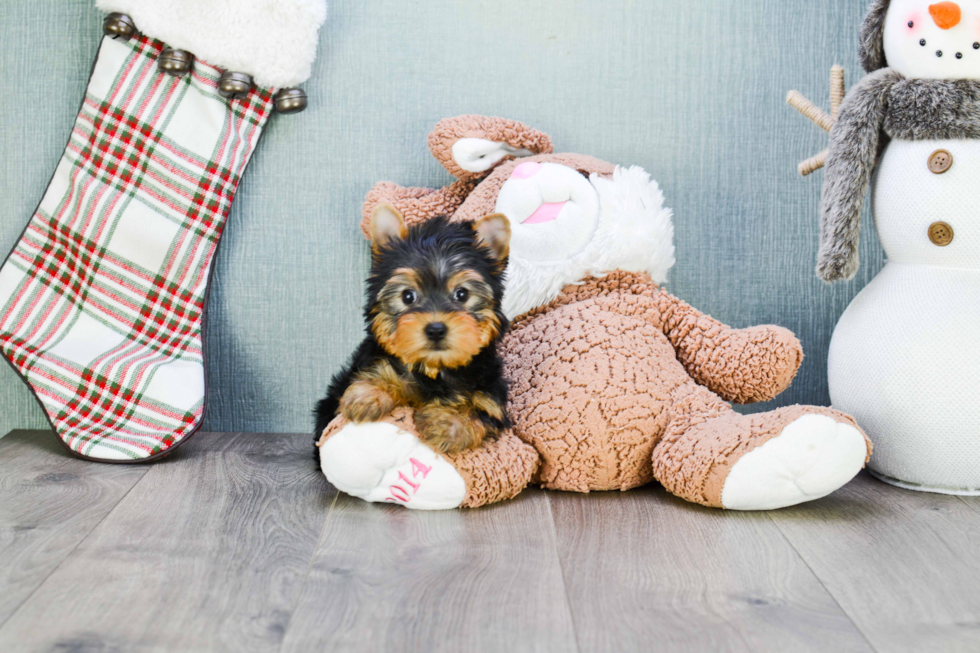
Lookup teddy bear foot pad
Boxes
[721,415,868,511]
[319,422,467,510]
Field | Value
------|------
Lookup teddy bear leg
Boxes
[317,409,540,510]
[652,389,871,510]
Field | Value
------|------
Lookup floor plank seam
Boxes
[955,496,980,516]
[0,460,152,634]
[275,488,340,653]
[764,511,881,653]
[545,493,585,653]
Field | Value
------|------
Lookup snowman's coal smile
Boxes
[918,38,977,58]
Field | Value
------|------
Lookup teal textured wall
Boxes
[0,0,882,438]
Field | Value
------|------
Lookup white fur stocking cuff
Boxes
[95,0,328,88]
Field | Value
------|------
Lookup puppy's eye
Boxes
[454,287,470,303]
[401,289,417,305]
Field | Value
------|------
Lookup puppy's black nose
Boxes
[424,322,448,342]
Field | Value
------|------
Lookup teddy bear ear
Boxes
[428,115,555,181]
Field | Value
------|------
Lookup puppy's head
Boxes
[366,204,510,377]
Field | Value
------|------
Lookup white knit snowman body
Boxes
[829,0,980,494]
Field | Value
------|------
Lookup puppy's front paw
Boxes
[340,381,396,423]
[415,405,486,454]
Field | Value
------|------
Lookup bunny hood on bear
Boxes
[316,115,872,511]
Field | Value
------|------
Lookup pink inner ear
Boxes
[524,201,566,225]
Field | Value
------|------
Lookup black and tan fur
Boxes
[314,204,512,458]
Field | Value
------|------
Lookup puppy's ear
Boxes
[370,203,408,251]
[473,213,511,262]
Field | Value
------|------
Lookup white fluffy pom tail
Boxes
[590,166,676,284]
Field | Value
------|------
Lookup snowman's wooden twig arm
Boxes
[787,91,833,132]
[798,150,829,177]
[830,65,846,119]
[818,68,901,282]
[787,66,847,176]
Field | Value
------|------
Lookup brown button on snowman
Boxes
[927,148,953,173]
[792,0,980,494]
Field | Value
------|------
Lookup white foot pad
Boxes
[318,422,466,510]
[721,415,867,511]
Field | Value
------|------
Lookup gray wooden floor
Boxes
[1,430,978,653]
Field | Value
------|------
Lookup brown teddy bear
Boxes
[317,115,872,511]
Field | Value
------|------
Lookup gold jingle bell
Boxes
[274,88,308,114]
[103,13,137,40]
[218,72,253,99]
[158,48,194,76]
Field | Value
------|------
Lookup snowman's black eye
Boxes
[921,39,927,46]
[937,50,944,57]
[957,52,964,59]
[909,21,914,28]
[975,42,980,49]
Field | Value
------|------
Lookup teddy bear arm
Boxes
[360,179,477,237]
[655,290,803,404]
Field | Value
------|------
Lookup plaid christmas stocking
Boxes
[0,2,326,462]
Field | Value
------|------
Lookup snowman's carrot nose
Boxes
[929,2,962,29]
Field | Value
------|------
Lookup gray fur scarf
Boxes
[818,71,980,281]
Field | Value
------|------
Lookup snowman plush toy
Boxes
[817,0,980,494]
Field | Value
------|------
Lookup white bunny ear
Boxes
[428,116,553,180]
[451,139,534,174]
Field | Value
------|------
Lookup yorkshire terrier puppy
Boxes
[314,203,512,457]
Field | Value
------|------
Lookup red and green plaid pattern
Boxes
[0,34,275,461]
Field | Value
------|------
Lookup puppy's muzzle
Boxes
[424,322,448,343]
